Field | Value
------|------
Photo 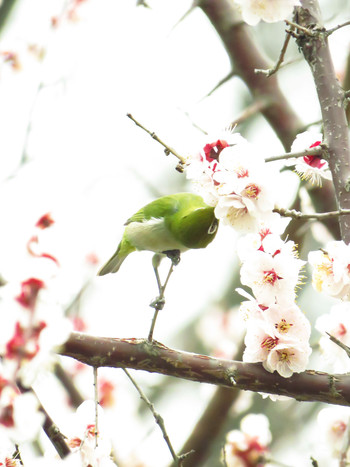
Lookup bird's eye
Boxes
[208,219,218,234]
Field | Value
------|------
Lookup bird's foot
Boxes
[150,296,165,310]
[163,249,181,266]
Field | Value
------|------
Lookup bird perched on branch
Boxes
[97,192,219,341]
[97,192,219,276]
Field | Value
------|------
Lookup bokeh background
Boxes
[1,0,350,465]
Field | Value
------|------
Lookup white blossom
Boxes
[286,131,332,186]
[234,0,301,26]
[240,248,304,306]
[315,302,350,372]
[317,407,350,459]
[224,414,271,466]
[308,241,350,300]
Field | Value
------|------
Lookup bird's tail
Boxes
[97,239,135,276]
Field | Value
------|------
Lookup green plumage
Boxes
[97,193,218,276]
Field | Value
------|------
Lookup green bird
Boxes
[97,192,219,276]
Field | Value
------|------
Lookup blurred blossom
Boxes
[308,240,350,300]
[0,390,44,443]
[15,277,45,311]
[66,400,115,467]
[315,301,350,372]
[35,212,55,229]
[223,413,271,466]
[233,0,301,25]
[317,406,350,460]
[196,306,244,358]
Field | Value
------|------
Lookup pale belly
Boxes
[125,218,187,253]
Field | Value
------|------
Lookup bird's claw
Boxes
[150,296,165,310]
[164,249,181,266]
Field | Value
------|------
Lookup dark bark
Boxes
[60,332,350,407]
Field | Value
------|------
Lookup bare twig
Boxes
[200,70,236,100]
[169,1,198,34]
[123,368,190,466]
[255,27,293,77]
[326,332,350,358]
[93,367,99,448]
[326,19,350,36]
[126,113,186,170]
[54,362,84,408]
[60,332,350,407]
[229,98,272,128]
[265,145,325,163]
[18,384,71,458]
[285,19,316,36]
[274,207,350,220]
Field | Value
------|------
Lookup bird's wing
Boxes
[124,195,181,225]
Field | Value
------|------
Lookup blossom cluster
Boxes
[186,131,314,378]
[237,227,311,378]
[185,131,278,232]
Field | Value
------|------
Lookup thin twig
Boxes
[122,368,188,466]
[265,145,325,163]
[255,27,293,77]
[126,113,186,169]
[285,19,316,36]
[168,1,198,35]
[229,98,271,127]
[199,70,236,100]
[54,362,84,408]
[326,332,350,358]
[326,19,350,36]
[274,207,350,220]
[222,443,228,467]
[179,108,208,134]
[93,367,99,448]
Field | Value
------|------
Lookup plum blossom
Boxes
[185,131,279,233]
[66,400,114,467]
[308,241,350,300]
[0,389,44,443]
[286,131,332,186]
[243,311,311,377]
[315,302,350,372]
[234,0,301,26]
[223,413,271,466]
[240,244,305,306]
[317,407,350,460]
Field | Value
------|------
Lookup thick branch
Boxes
[59,332,350,407]
[296,2,350,242]
[198,0,303,150]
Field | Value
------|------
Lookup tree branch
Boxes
[296,1,350,242]
[198,0,303,150]
[59,332,350,407]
